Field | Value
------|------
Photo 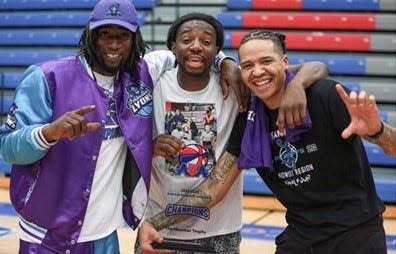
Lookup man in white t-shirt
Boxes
[135,13,329,253]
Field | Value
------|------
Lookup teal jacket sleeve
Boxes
[0,65,53,164]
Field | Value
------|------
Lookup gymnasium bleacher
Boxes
[0,0,395,205]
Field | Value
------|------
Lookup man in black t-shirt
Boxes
[227,30,388,254]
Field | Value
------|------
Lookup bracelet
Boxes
[367,121,384,139]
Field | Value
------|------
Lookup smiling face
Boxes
[171,20,219,79]
[239,39,288,109]
[93,25,133,76]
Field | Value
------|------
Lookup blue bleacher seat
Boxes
[289,54,366,76]
[0,49,76,66]
[373,168,396,203]
[0,11,146,27]
[303,0,380,11]
[217,12,243,28]
[224,50,369,76]
[0,30,82,46]
[243,169,272,195]
[364,142,396,167]
[379,111,389,123]
[0,95,13,114]
[224,32,232,48]
[227,0,251,9]
[0,0,157,10]
[243,167,396,203]
[0,12,92,27]
[2,72,23,89]
[0,156,11,175]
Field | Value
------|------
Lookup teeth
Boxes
[107,53,120,59]
[254,79,270,86]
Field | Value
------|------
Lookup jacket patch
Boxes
[126,82,153,117]
[5,103,18,129]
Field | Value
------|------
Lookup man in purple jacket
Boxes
[0,0,246,251]
[0,0,171,253]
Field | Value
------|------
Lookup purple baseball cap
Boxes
[89,0,139,32]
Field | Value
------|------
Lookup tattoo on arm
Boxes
[365,123,396,156]
[147,188,210,231]
[209,151,237,185]
[147,151,238,231]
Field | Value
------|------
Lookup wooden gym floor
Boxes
[1,177,395,254]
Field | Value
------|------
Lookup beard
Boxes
[95,54,125,75]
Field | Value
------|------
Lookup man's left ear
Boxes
[283,55,289,70]
[171,42,176,55]
[171,42,178,67]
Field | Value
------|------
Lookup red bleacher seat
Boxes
[252,0,302,9]
[283,33,371,51]
[230,31,371,51]
[242,12,376,30]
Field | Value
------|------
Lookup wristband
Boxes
[367,121,384,139]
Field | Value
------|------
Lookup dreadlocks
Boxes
[77,25,148,74]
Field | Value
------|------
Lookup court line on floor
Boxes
[241,224,396,251]
[1,202,395,250]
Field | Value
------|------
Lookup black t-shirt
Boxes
[227,79,385,245]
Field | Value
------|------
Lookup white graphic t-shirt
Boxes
[147,67,241,239]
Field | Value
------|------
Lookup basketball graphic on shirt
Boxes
[177,143,209,177]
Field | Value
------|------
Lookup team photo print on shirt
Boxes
[164,101,217,178]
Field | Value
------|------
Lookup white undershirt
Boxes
[78,72,126,241]
[19,71,127,243]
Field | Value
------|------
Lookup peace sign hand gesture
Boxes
[42,105,102,142]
